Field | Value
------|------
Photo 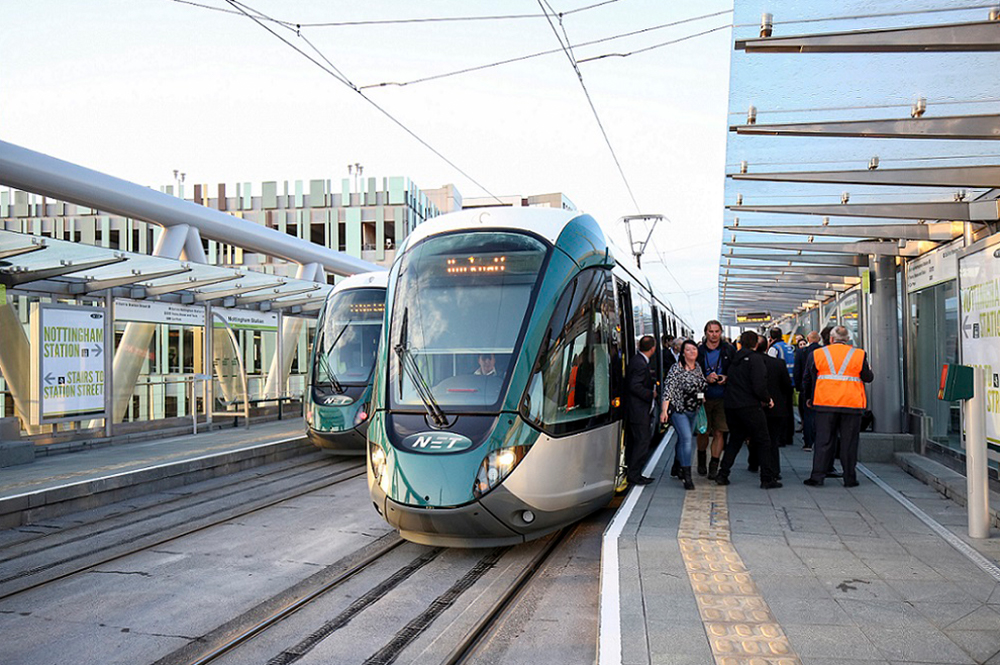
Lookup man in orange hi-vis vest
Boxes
[801,326,874,488]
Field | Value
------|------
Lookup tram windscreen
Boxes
[313,288,385,388]
[390,231,548,409]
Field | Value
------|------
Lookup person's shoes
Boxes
[760,480,783,489]
[697,450,707,476]
[748,465,759,473]
[775,474,782,481]
[630,475,654,485]
[826,470,843,478]
[670,458,682,479]
[802,446,813,452]
[715,474,730,486]
[844,480,860,488]
[803,478,823,487]
[682,466,695,491]
[707,458,720,480]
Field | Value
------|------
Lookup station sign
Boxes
[115,298,206,327]
[30,304,106,423]
[957,238,1000,463]
[0,284,6,307]
[906,237,962,294]
[214,309,278,331]
[736,311,770,324]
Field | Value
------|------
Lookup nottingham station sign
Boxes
[30,303,107,423]
[736,311,771,324]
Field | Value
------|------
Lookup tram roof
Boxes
[328,270,389,297]
[402,207,580,249]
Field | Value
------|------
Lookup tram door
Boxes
[613,278,634,489]
[616,279,635,361]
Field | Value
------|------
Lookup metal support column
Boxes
[966,367,991,539]
[104,290,114,438]
[869,255,903,433]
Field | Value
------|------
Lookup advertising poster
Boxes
[31,304,107,422]
[957,241,1000,463]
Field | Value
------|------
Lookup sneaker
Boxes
[760,480,783,489]
[844,480,860,488]
[803,478,823,487]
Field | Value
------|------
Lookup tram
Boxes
[305,270,388,453]
[367,208,688,546]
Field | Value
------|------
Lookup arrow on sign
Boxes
[964,315,973,339]
[92,345,103,357]
[44,372,55,385]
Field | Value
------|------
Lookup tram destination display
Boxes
[957,238,1000,464]
[30,304,107,423]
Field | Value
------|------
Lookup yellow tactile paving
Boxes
[678,486,801,665]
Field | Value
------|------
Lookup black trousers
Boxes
[802,404,816,449]
[626,420,651,480]
[765,413,786,477]
[720,406,777,483]
[810,411,861,484]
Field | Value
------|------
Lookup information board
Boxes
[115,298,206,327]
[31,304,107,422]
[906,237,962,294]
[957,239,1000,463]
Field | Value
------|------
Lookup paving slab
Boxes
[604,434,1000,665]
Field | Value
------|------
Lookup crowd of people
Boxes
[625,321,874,491]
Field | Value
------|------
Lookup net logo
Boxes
[402,432,473,453]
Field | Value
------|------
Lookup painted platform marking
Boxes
[678,485,801,665]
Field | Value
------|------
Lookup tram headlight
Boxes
[369,442,388,492]
[473,445,529,498]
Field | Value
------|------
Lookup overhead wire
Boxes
[577,23,732,63]
[357,8,734,90]
[221,0,505,204]
[172,0,619,28]
[535,0,641,212]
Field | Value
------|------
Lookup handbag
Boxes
[694,404,708,435]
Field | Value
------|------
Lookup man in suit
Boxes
[626,335,657,485]
[761,338,793,479]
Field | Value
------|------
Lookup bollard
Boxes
[966,367,990,539]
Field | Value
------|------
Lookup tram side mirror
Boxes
[939,364,974,401]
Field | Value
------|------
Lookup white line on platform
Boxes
[598,430,674,665]
[859,463,1000,583]
[0,435,307,503]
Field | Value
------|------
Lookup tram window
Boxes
[389,231,548,409]
[522,269,612,435]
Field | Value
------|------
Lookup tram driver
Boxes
[474,353,498,376]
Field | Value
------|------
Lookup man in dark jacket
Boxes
[625,335,657,485]
[716,330,781,489]
[793,331,821,451]
[696,320,736,478]
[761,338,793,480]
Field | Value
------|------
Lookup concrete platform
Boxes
[0,420,314,529]
[604,434,1000,665]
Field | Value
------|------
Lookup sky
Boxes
[1,0,734,330]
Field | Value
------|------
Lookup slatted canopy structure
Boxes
[721,3,1000,436]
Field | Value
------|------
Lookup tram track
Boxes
[161,520,583,665]
[0,457,367,600]
[0,454,349,558]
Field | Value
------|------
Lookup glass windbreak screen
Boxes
[314,288,385,388]
[390,231,548,409]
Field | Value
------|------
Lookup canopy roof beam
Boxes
[0,256,126,287]
[0,243,47,261]
[728,201,984,221]
[730,113,1000,140]
[730,165,1000,188]
[724,239,931,256]
[67,266,192,294]
[236,285,319,305]
[736,19,1000,53]
[726,221,966,241]
[143,274,240,297]
[192,282,284,302]
[723,251,867,266]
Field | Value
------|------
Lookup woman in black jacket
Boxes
[715,330,782,489]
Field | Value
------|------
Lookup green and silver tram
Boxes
[367,208,686,546]
[306,270,388,453]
